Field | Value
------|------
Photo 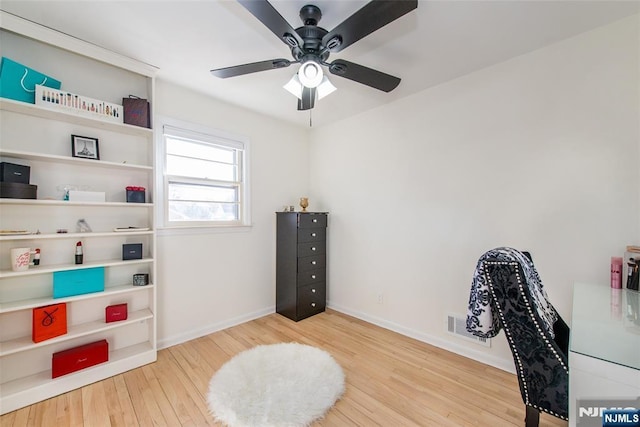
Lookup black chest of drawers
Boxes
[276,212,328,321]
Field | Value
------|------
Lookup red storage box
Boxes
[105,303,127,323]
[52,339,108,378]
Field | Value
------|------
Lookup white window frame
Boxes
[155,116,251,232]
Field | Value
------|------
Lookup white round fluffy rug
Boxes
[207,342,345,427]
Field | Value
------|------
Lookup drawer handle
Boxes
[312,219,318,223]
[311,261,317,265]
[311,233,317,237]
[311,288,316,293]
[311,274,316,279]
[311,302,316,307]
[311,247,316,251]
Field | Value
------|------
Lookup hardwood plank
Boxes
[0,310,567,427]
[0,410,16,427]
[139,361,182,425]
[153,349,215,426]
[26,395,56,427]
[3,406,29,427]
[55,389,82,426]
[167,339,219,394]
[81,382,111,427]
[109,375,139,427]
[122,367,165,426]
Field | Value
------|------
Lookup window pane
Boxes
[168,182,237,202]
[167,137,235,163]
[167,154,237,181]
[168,201,238,221]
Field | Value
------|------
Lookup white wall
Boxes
[308,15,640,371]
[154,81,310,347]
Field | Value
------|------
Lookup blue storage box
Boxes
[53,267,105,298]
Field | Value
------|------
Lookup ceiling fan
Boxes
[210,0,418,111]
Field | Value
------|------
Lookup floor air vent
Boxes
[447,313,491,347]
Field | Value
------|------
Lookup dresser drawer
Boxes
[297,254,326,272]
[297,241,326,257]
[297,268,326,286]
[297,227,325,243]
[298,214,327,229]
[297,283,326,318]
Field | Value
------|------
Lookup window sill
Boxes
[156,224,253,237]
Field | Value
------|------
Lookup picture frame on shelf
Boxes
[71,135,100,160]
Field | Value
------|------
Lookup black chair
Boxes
[467,247,569,427]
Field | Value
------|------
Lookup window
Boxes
[157,118,249,229]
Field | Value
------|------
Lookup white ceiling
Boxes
[1,1,638,128]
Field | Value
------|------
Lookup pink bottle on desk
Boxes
[611,256,623,289]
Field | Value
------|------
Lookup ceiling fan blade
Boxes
[298,87,316,111]
[211,59,292,78]
[322,0,417,53]
[328,59,400,92]
[238,0,304,49]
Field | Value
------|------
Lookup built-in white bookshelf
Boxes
[0,11,158,414]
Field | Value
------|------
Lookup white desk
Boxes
[569,283,640,427]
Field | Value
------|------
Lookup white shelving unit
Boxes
[0,12,158,414]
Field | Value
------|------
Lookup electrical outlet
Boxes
[377,294,384,304]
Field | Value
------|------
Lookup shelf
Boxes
[0,258,154,278]
[0,230,154,241]
[0,98,153,137]
[0,309,153,356]
[0,342,156,413]
[0,148,152,171]
[0,198,153,208]
[0,283,155,314]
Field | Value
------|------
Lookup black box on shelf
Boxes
[126,189,145,203]
[0,182,37,199]
[122,243,143,260]
[0,162,30,183]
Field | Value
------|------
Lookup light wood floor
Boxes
[1,309,568,427]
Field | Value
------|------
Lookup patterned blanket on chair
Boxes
[466,247,558,339]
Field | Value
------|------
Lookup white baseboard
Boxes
[157,306,275,350]
[327,302,516,374]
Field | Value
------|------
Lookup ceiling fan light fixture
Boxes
[283,74,303,100]
[298,60,323,88]
[284,73,336,104]
[317,76,337,100]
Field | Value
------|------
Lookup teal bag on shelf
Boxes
[0,57,62,104]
